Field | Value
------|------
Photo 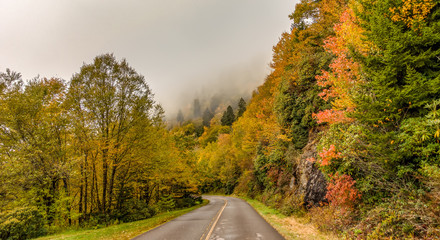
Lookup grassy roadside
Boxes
[34,200,208,240]
[240,197,338,240]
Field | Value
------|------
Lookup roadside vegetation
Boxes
[241,197,337,240]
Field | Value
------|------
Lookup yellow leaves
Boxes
[434,128,440,138]
[390,0,436,29]
[276,134,290,142]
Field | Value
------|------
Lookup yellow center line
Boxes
[199,197,228,240]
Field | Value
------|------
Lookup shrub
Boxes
[0,207,47,240]
[175,197,196,209]
[325,173,361,209]
[115,199,156,223]
[156,195,176,212]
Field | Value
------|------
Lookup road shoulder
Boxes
[239,197,338,240]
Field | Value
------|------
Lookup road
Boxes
[132,196,285,240]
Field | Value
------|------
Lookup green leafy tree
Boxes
[0,76,72,225]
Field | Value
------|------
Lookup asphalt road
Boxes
[132,196,285,240]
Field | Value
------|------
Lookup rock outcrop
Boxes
[288,129,327,206]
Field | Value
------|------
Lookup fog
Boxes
[0,0,296,118]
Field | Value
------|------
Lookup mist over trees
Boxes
[193,99,201,118]
[176,109,184,125]
[202,108,214,127]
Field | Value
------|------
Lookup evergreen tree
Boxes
[202,108,214,127]
[355,0,440,125]
[236,98,247,119]
[210,95,221,112]
[221,105,235,126]
[193,99,201,118]
[177,109,184,124]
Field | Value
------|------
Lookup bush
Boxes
[347,191,440,239]
[175,197,196,209]
[280,192,305,216]
[156,195,176,212]
[115,199,156,223]
[308,204,356,234]
[0,207,47,240]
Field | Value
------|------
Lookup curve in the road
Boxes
[132,196,285,240]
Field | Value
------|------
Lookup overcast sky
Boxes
[0,0,296,117]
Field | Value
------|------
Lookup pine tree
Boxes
[355,0,440,125]
[202,108,214,127]
[221,105,235,126]
[193,99,201,118]
[236,98,247,119]
[177,109,184,124]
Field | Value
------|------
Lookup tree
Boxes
[0,76,72,225]
[221,106,235,126]
[236,98,247,119]
[193,99,201,118]
[69,53,161,214]
[202,108,214,127]
[177,109,184,125]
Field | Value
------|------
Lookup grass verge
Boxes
[34,200,208,240]
[240,197,338,240]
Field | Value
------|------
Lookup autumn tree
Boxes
[0,75,72,226]
[69,53,161,214]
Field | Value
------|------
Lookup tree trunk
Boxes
[79,162,83,221]
[102,147,108,213]
[63,178,72,226]
[107,164,117,212]
[84,152,88,216]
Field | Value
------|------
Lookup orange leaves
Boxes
[325,8,370,56]
[325,173,361,208]
[315,8,368,124]
[313,109,353,124]
[390,0,436,29]
[318,144,341,166]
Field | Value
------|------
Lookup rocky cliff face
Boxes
[288,129,327,206]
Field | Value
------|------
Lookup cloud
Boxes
[0,0,295,118]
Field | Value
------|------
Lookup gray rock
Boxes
[287,130,327,206]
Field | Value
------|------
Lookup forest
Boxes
[1,0,440,239]
[0,55,199,239]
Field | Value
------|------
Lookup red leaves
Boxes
[325,173,361,208]
[318,144,341,166]
[314,8,368,125]
[313,109,352,124]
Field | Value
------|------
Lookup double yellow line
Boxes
[200,197,228,240]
